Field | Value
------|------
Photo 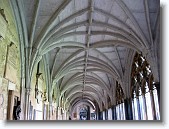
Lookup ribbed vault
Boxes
[10,0,160,114]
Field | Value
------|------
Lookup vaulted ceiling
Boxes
[10,0,160,111]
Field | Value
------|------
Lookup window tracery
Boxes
[115,81,125,120]
[131,52,160,120]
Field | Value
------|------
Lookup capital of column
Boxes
[25,87,31,95]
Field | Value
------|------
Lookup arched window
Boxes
[107,96,112,120]
[115,81,125,120]
[131,53,160,120]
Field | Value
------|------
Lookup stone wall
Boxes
[0,0,20,120]
[28,62,49,120]
[0,0,63,120]
[0,78,8,120]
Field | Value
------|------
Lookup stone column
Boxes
[108,108,113,120]
[142,94,148,120]
[149,89,156,120]
[24,87,31,120]
[19,78,25,120]
[55,107,58,120]
[48,103,52,120]
[96,107,100,120]
[57,107,61,120]
[137,97,142,120]
[151,82,160,120]
[62,110,65,120]
[63,110,67,120]
[155,82,160,109]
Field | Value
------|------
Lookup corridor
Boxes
[0,0,160,120]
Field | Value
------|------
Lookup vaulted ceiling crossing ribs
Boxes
[11,0,159,111]
[83,0,94,98]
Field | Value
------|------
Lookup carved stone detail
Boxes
[25,88,31,95]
